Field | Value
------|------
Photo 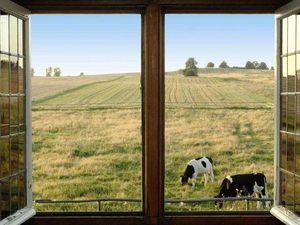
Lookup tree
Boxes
[184,57,198,76]
[31,68,35,77]
[219,61,229,68]
[80,72,84,76]
[270,66,274,70]
[53,67,61,77]
[206,62,215,68]
[46,67,52,77]
[245,61,255,69]
[252,61,260,69]
[257,62,268,70]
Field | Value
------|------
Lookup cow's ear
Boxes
[226,180,230,190]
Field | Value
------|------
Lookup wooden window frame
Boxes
[12,1,292,224]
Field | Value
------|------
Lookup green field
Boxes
[32,68,274,211]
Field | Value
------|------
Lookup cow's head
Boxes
[180,165,194,185]
[214,177,235,208]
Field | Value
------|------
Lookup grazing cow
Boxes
[180,157,214,189]
[215,173,270,209]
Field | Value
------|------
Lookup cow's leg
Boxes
[262,183,271,208]
[210,167,214,182]
[204,173,208,186]
[256,193,263,209]
[191,178,196,189]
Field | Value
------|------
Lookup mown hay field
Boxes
[32,69,274,212]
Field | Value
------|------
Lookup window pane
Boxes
[10,177,18,214]
[10,97,18,134]
[19,96,25,132]
[287,134,295,173]
[1,181,10,220]
[296,135,300,175]
[10,56,18,94]
[288,55,296,92]
[0,54,9,94]
[280,171,294,211]
[287,95,295,132]
[282,18,288,55]
[281,133,287,170]
[288,15,296,54]
[281,95,287,131]
[0,97,9,136]
[295,177,300,215]
[18,58,24,94]
[18,19,23,56]
[0,137,9,178]
[282,57,287,92]
[18,134,25,171]
[297,54,300,92]
[0,12,9,53]
[19,173,26,208]
[9,16,18,55]
[298,15,300,52]
[10,135,18,174]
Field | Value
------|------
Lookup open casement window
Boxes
[0,0,35,224]
[271,0,300,224]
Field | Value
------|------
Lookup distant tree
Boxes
[53,67,61,77]
[245,61,255,69]
[257,62,269,70]
[79,72,84,76]
[252,61,260,69]
[270,66,274,70]
[31,68,35,77]
[46,67,52,77]
[206,62,215,68]
[184,57,198,76]
[219,61,230,68]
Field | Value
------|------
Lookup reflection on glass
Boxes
[288,15,296,54]
[0,54,9,94]
[287,134,295,172]
[10,57,18,94]
[10,135,19,174]
[10,16,18,55]
[0,12,9,53]
[296,135,300,175]
[280,171,294,211]
[18,58,24,94]
[10,97,18,134]
[1,181,10,219]
[19,97,24,132]
[282,57,287,92]
[11,177,18,214]
[288,55,296,92]
[19,134,25,171]
[296,54,300,91]
[281,95,287,131]
[18,19,23,56]
[19,173,26,208]
[282,18,288,55]
[281,133,287,170]
[287,95,295,132]
[0,138,9,178]
[0,97,9,136]
[295,178,300,214]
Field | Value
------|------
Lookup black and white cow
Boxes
[180,157,214,189]
[215,173,270,209]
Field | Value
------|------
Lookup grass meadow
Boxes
[32,68,274,211]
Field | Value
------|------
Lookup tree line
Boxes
[184,57,274,76]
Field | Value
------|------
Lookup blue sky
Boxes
[31,14,274,76]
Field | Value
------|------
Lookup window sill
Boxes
[0,207,36,225]
[271,206,300,225]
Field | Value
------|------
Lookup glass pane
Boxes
[18,133,25,171]
[0,137,9,178]
[10,56,18,94]
[288,15,296,54]
[10,135,18,174]
[296,135,300,175]
[280,171,294,211]
[281,95,287,131]
[298,15,300,52]
[287,95,295,132]
[19,173,26,208]
[18,19,23,56]
[282,57,287,92]
[296,95,300,133]
[0,54,9,94]
[295,177,300,215]
[1,181,10,219]
[10,97,18,134]
[297,54,300,91]
[19,96,24,132]
[287,134,295,173]
[10,177,18,214]
[0,96,9,136]
[288,55,296,92]
[0,12,9,53]
[9,16,18,55]
[281,133,287,170]
[282,18,288,55]
[18,58,24,94]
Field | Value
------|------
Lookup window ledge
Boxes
[270,206,300,225]
[0,207,36,225]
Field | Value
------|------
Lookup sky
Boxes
[31,14,274,76]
